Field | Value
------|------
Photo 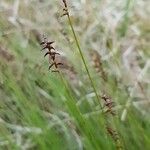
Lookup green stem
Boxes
[62,3,124,148]
[67,14,102,109]
[58,71,101,149]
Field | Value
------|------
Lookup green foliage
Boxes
[0,0,149,150]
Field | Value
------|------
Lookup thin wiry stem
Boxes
[61,2,124,149]
[66,12,103,109]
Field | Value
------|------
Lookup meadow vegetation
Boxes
[0,0,150,149]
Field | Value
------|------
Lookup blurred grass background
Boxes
[0,0,150,149]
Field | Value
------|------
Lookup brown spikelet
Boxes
[106,126,119,141]
[62,0,67,8]
[90,50,107,81]
[102,94,123,149]
[101,94,116,116]
[61,0,69,17]
[106,126,123,150]
[40,36,78,83]
[40,36,63,72]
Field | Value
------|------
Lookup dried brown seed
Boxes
[44,52,60,58]
[62,0,67,8]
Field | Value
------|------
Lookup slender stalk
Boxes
[61,1,124,149]
[66,14,102,109]
[62,4,124,149]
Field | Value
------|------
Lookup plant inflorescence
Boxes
[101,94,116,116]
[40,0,124,149]
[102,94,123,149]
[40,36,63,72]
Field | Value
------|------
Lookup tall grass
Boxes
[0,0,150,150]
